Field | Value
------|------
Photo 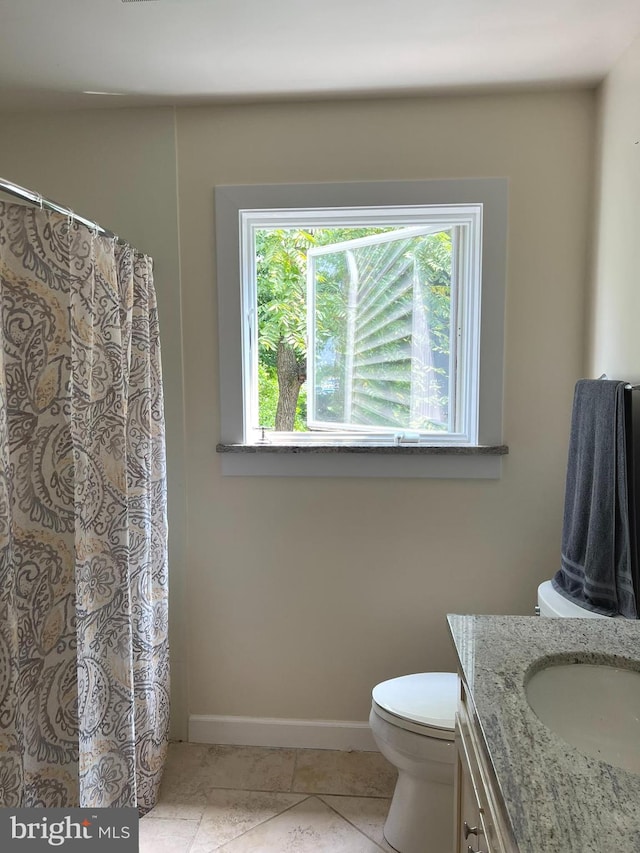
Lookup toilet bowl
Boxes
[369,672,457,853]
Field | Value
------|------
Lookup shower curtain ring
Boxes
[35,193,43,210]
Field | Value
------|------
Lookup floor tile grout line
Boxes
[144,815,204,822]
[185,810,205,853]
[154,788,394,804]
[214,794,315,851]
[289,787,393,798]
[289,748,300,792]
[156,785,394,800]
[317,794,390,851]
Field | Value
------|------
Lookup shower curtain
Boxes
[0,201,169,812]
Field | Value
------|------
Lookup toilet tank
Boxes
[537,580,611,618]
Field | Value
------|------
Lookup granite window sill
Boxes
[216,442,508,478]
[216,443,508,455]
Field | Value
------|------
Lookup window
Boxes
[307,225,460,437]
[215,179,508,477]
[245,208,480,444]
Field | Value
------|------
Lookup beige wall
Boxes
[0,90,596,731]
[176,91,594,722]
[0,107,189,738]
[589,34,640,381]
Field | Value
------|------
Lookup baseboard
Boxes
[188,715,377,751]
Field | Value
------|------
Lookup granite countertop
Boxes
[447,614,640,853]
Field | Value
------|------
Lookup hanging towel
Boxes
[552,379,638,618]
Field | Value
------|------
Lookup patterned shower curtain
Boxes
[0,201,169,813]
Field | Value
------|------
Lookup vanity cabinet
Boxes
[453,679,517,853]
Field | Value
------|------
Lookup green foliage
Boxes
[257,363,278,428]
[256,229,314,362]
[413,230,452,358]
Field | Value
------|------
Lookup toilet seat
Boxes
[371,672,457,741]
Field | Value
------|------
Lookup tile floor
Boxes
[140,742,398,852]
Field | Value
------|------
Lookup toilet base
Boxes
[384,770,453,853]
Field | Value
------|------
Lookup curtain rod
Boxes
[0,176,122,243]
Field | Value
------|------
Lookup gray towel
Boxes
[552,379,638,618]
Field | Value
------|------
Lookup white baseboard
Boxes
[188,715,377,752]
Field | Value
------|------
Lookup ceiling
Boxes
[1,0,640,111]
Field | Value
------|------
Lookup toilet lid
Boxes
[372,672,457,730]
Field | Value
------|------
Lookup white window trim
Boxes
[215,178,508,478]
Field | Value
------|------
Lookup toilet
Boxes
[537,579,625,618]
[369,671,458,853]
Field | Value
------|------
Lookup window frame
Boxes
[215,178,508,478]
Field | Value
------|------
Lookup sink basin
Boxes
[525,662,640,773]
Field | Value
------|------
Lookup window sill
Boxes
[217,443,507,455]
[216,443,508,478]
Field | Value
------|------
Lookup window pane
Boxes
[310,230,453,432]
[255,228,311,432]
